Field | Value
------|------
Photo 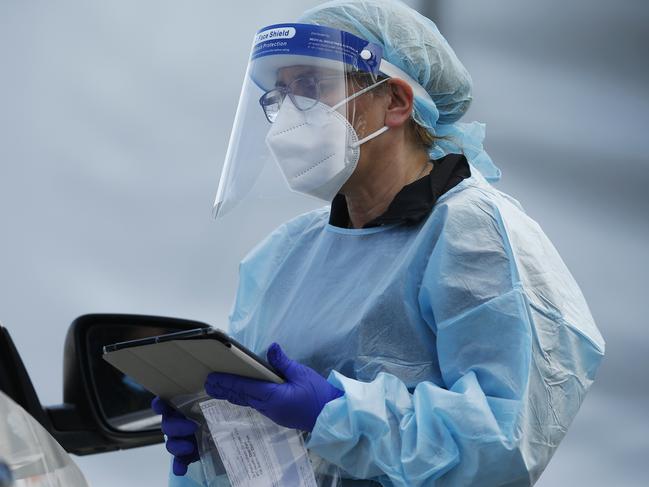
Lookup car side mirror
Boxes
[50,314,210,455]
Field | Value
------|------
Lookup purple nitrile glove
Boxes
[151,396,200,476]
[204,342,344,432]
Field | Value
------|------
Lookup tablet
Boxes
[102,328,284,401]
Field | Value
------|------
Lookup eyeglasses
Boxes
[259,75,348,123]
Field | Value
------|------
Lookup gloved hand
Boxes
[151,396,200,476]
[204,342,344,432]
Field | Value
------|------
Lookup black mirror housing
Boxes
[51,314,209,455]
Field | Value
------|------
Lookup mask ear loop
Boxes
[331,77,391,149]
[348,75,358,140]
[351,125,389,148]
[351,99,357,140]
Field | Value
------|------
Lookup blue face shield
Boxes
[212,22,437,220]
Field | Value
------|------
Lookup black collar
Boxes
[328,153,470,229]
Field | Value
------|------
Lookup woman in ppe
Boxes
[156,1,605,485]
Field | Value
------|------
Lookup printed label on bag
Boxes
[200,399,317,487]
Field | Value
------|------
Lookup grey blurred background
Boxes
[1,0,647,485]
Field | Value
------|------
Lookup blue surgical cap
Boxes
[300,0,502,182]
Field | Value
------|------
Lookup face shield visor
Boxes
[212,23,431,220]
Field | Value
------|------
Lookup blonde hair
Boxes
[410,119,436,149]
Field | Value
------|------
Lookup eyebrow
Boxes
[275,67,319,88]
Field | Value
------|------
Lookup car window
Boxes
[0,391,89,487]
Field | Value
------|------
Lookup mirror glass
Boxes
[86,323,179,433]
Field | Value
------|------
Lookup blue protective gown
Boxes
[172,164,604,486]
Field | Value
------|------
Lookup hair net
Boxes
[299,0,502,182]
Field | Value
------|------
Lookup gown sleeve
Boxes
[306,198,605,486]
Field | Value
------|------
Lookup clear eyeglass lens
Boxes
[265,106,279,123]
[289,78,319,111]
[261,89,285,122]
[260,76,331,122]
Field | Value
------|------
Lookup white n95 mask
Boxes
[265,83,389,202]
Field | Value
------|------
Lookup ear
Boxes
[384,78,414,128]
